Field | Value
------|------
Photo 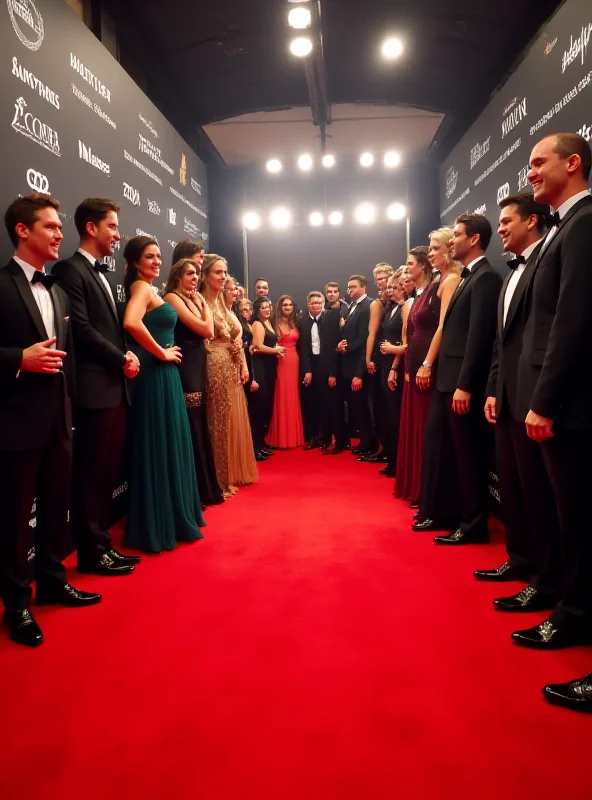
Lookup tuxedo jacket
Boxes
[52,251,128,409]
[0,259,74,451]
[437,257,501,395]
[299,309,340,379]
[486,243,543,421]
[517,194,592,429]
[340,295,372,380]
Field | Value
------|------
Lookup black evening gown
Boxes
[379,303,405,472]
[251,325,278,450]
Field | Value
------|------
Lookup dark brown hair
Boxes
[4,193,60,247]
[348,274,368,289]
[325,281,340,292]
[552,132,592,180]
[274,294,299,334]
[172,239,204,264]
[74,198,120,238]
[455,214,493,251]
[408,245,432,281]
[164,258,199,295]
[499,192,551,234]
[123,235,159,299]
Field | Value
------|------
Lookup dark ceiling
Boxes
[102,0,564,162]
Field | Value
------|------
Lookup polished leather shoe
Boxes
[260,445,274,456]
[493,586,555,612]
[543,672,592,713]
[37,583,102,607]
[434,529,488,545]
[412,512,425,521]
[109,548,140,565]
[351,447,373,456]
[365,452,388,463]
[319,442,331,451]
[303,440,320,450]
[255,450,269,462]
[512,618,592,650]
[474,560,528,582]
[3,609,43,647]
[411,518,454,532]
[409,501,419,509]
[78,553,135,576]
[322,447,343,455]
[379,468,396,478]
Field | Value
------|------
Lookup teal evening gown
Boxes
[125,303,205,553]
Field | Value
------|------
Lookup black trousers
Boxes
[71,403,127,566]
[495,413,561,594]
[541,431,592,628]
[340,375,375,450]
[301,355,332,445]
[370,370,388,451]
[0,425,71,611]
[419,389,462,524]
[380,369,403,470]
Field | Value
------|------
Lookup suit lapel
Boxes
[444,259,484,323]
[503,242,543,336]
[498,273,511,335]
[51,285,66,350]
[8,259,48,340]
[76,252,119,322]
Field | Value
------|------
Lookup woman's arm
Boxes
[124,283,180,362]
[365,299,384,373]
[164,293,214,339]
[252,321,279,354]
[416,275,460,389]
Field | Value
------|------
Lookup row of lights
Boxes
[266,150,401,174]
[243,202,407,230]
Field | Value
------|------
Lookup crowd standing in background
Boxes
[1,132,591,714]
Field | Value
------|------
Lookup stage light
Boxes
[269,207,292,229]
[290,37,313,57]
[382,37,404,60]
[355,203,376,224]
[309,211,324,227]
[242,212,261,230]
[328,211,343,226]
[266,158,282,174]
[288,7,312,29]
[386,202,407,221]
[360,152,374,168]
[384,150,401,168]
[322,154,335,168]
[298,153,313,171]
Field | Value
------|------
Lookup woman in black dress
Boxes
[164,258,224,506]
[251,297,284,459]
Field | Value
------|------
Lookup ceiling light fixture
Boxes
[298,153,313,171]
[360,152,374,168]
[382,37,404,60]
[266,158,283,174]
[386,202,407,221]
[242,212,262,231]
[354,203,376,224]
[309,211,324,227]
[384,150,401,168]
[269,207,292,229]
[288,7,312,29]
[290,37,313,57]
[328,211,343,226]
[322,154,335,168]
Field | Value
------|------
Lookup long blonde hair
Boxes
[429,227,462,275]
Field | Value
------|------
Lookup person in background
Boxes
[267,295,305,449]
[238,298,261,457]
[172,240,204,269]
[223,275,239,312]
[300,291,337,450]
[254,278,270,298]
[236,285,245,302]
[324,281,349,317]
[251,297,283,459]
[123,236,205,551]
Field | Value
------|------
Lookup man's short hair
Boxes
[373,263,394,277]
[552,132,592,181]
[255,277,268,286]
[5,193,60,247]
[172,239,204,263]
[325,281,340,292]
[74,198,120,238]
[307,291,324,303]
[348,274,367,288]
[455,214,493,251]
[499,192,551,234]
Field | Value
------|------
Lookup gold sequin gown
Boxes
[206,305,258,494]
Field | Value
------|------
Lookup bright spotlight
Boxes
[269,207,292,229]
[355,203,376,224]
[382,37,404,60]
[266,158,282,174]
[328,211,343,226]
[360,152,374,168]
[322,154,335,168]
[242,212,261,230]
[386,202,407,221]
[288,7,312,28]
[309,211,324,227]
[298,153,313,171]
[290,37,313,57]
[384,150,401,168]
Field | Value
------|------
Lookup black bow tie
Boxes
[31,271,56,289]
[507,255,526,270]
[94,260,109,274]
[461,266,471,280]
[549,211,561,227]
[311,316,319,325]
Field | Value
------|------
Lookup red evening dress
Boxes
[266,328,305,448]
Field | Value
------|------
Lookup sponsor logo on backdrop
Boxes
[138,134,173,174]
[562,23,592,73]
[445,166,458,199]
[7,0,44,51]
[167,208,177,225]
[139,113,158,139]
[470,136,491,170]
[26,167,49,193]
[12,97,60,156]
[474,204,487,215]
[135,227,157,239]
[147,199,161,215]
[124,149,162,185]
[544,37,557,57]
[530,72,592,136]
[190,177,202,195]
[184,217,199,237]
[116,285,125,303]
[502,98,527,138]
[168,239,177,249]
[169,186,205,216]
[517,165,530,191]
[101,256,116,272]
[441,186,470,218]
[12,57,59,109]
[180,153,187,187]
[497,183,510,204]
[79,140,110,175]
[70,53,111,102]
[71,84,116,129]
[474,138,521,186]
[579,122,592,141]
[123,182,140,206]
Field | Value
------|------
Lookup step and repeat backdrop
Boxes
[1,0,209,298]
[439,0,591,272]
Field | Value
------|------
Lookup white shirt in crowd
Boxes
[541,189,591,254]
[503,239,542,327]
[78,248,117,310]
[309,313,321,355]
[347,293,367,317]
[13,256,56,343]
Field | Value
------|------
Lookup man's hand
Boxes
[525,410,554,441]
[484,396,497,424]
[328,376,336,388]
[452,388,471,414]
[21,338,67,374]
[352,377,362,392]
[366,360,376,374]
[337,339,348,353]
[123,351,140,379]
[302,372,312,386]
[250,380,259,393]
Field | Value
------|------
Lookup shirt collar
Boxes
[465,255,486,272]
[519,238,543,261]
[78,247,98,267]
[554,190,591,220]
[13,255,45,281]
[354,293,367,305]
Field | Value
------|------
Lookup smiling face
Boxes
[258,300,271,321]
[89,210,120,258]
[528,136,574,206]
[428,236,450,271]
[16,206,64,263]
[450,223,473,262]
[207,260,228,294]
[180,262,199,294]
[136,243,162,283]
[498,204,535,255]
[405,254,425,285]
[255,280,269,297]
[280,298,294,318]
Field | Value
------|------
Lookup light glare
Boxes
[290,37,313,57]
[266,158,282,174]
[242,212,261,230]
[309,211,324,227]
[288,7,312,28]
[298,153,313,171]
[328,211,343,226]
[384,150,401,168]
[322,154,335,168]
[386,203,407,221]
[382,37,404,59]
[269,207,292,229]
[355,203,376,224]
[360,152,374,168]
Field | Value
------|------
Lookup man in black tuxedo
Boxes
[52,199,140,577]
[300,291,340,450]
[0,194,101,646]
[477,194,562,613]
[324,282,349,317]
[336,275,375,454]
[431,214,502,545]
[509,133,592,652]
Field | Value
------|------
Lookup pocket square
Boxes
[63,316,70,322]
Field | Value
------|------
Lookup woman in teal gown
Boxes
[122,236,205,553]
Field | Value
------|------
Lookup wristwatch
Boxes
[422,360,432,369]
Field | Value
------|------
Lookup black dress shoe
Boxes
[434,529,488,545]
[319,442,331,451]
[493,586,556,612]
[260,445,275,456]
[322,447,343,455]
[303,440,320,450]
[365,452,388,463]
[379,468,396,477]
[474,560,528,582]
[78,553,135,576]
[36,583,102,607]
[109,548,141,565]
[409,501,419,509]
[543,672,592,713]
[255,450,269,462]
[3,609,43,647]
[351,447,373,456]
[512,618,592,650]
[411,518,455,532]
[412,512,425,521]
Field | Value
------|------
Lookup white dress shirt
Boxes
[78,248,117,310]
[465,255,487,272]
[309,314,321,355]
[13,256,56,343]
[503,239,542,327]
[346,293,368,318]
[541,189,591,253]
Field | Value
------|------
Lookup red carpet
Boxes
[1,449,590,799]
